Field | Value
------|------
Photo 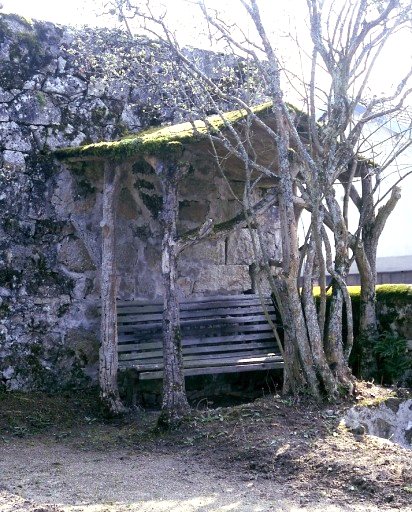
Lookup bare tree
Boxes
[100,161,128,415]
[98,0,412,411]
[346,112,412,359]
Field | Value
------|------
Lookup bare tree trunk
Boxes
[356,169,379,342]
[355,240,378,340]
[99,160,127,415]
[323,193,354,391]
[301,243,337,397]
[146,156,190,427]
[353,184,401,376]
[353,239,379,377]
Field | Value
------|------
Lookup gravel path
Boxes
[0,440,409,512]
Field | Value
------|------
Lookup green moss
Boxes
[55,102,274,161]
[26,258,75,296]
[26,151,58,181]
[312,284,412,381]
[36,91,47,108]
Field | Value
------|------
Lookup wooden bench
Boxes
[116,294,284,380]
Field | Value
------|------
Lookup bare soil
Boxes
[0,383,411,512]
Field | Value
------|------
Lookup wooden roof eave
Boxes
[54,102,278,166]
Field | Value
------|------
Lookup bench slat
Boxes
[116,297,273,313]
[118,314,272,333]
[118,323,276,343]
[117,305,275,324]
[135,360,284,380]
[119,353,282,371]
[118,331,275,347]
[118,332,277,351]
[116,294,265,307]
[119,343,278,362]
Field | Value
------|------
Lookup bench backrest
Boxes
[116,294,279,371]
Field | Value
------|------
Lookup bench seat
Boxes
[116,294,284,380]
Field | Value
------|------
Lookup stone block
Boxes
[192,265,251,294]
[58,237,95,273]
[180,174,216,199]
[179,200,209,223]
[226,228,281,265]
[10,92,61,126]
[121,105,142,130]
[65,327,99,367]
[177,276,194,297]
[208,199,241,223]
[0,87,14,102]
[118,188,139,220]
[107,79,130,101]
[3,151,26,171]
[43,75,87,97]
[180,239,225,265]
[135,270,159,299]
[226,229,257,265]
[144,244,161,271]
[116,231,139,270]
[0,122,31,151]
[0,104,9,122]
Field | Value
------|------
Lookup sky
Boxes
[1,0,412,260]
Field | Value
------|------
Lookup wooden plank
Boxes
[120,353,280,369]
[117,314,272,333]
[119,330,277,347]
[118,328,274,345]
[119,343,278,362]
[119,352,280,367]
[118,333,276,353]
[116,294,267,307]
[136,361,284,380]
[116,297,273,314]
[118,322,276,342]
[117,305,275,324]
[119,353,282,372]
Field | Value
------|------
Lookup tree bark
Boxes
[355,183,401,342]
[146,156,190,428]
[99,160,127,416]
[301,243,337,397]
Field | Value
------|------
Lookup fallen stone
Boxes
[343,398,412,449]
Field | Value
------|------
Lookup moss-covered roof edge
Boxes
[54,102,280,162]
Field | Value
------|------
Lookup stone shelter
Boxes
[0,14,282,390]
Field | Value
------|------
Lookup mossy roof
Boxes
[55,102,275,162]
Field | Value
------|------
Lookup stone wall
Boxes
[0,14,281,390]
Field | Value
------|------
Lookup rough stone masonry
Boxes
[0,14,281,390]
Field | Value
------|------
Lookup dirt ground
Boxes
[0,383,411,512]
